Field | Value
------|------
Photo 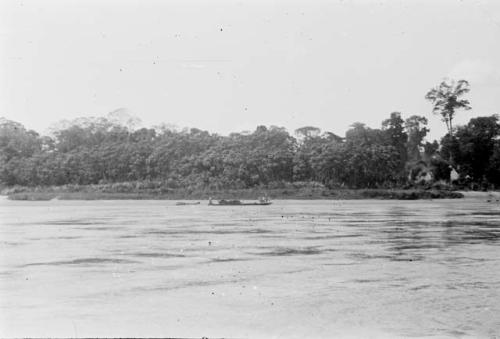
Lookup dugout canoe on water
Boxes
[208,197,272,206]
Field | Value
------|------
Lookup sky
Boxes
[1,0,499,141]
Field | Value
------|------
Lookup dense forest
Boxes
[1,80,499,192]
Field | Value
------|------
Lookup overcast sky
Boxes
[1,0,499,140]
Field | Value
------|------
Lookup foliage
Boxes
[381,112,408,172]
[1,107,499,189]
[405,115,429,161]
[442,115,500,183]
[425,79,471,135]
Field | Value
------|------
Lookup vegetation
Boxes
[1,79,498,199]
[5,184,463,201]
[425,79,471,135]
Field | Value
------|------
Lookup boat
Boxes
[175,201,201,206]
[208,197,272,206]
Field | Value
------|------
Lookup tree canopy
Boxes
[425,79,471,135]
[1,80,498,190]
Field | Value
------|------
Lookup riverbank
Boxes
[2,185,464,200]
[459,190,500,200]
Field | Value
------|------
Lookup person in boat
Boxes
[209,197,213,205]
[258,195,270,203]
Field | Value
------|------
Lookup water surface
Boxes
[1,198,499,338]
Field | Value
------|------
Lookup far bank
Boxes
[2,183,464,201]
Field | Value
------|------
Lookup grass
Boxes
[4,185,464,201]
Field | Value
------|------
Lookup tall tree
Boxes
[425,79,471,135]
[381,112,408,169]
[405,115,429,161]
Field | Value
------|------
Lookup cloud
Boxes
[448,59,500,86]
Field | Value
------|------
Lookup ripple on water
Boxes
[0,241,25,247]
[130,252,186,258]
[301,234,363,240]
[349,252,393,260]
[143,228,274,236]
[209,257,251,263]
[77,226,124,231]
[22,258,139,267]
[464,211,500,216]
[388,243,445,251]
[254,246,324,256]
[37,219,106,226]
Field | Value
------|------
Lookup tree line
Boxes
[1,80,499,190]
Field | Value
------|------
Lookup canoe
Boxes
[209,201,272,206]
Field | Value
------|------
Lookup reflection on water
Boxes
[0,198,499,338]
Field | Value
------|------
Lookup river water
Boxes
[0,197,499,338]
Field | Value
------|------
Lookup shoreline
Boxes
[3,187,464,201]
[458,190,500,200]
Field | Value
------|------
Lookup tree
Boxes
[345,122,384,146]
[344,144,401,188]
[321,131,343,143]
[294,126,321,142]
[6,110,500,189]
[486,140,500,186]
[425,79,471,135]
[423,140,439,159]
[443,115,500,182]
[405,115,429,161]
[292,129,340,182]
[0,118,42,161]
[381,112,408,167]
[310,142,348,187]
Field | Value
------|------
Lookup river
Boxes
[1,196,499,338]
